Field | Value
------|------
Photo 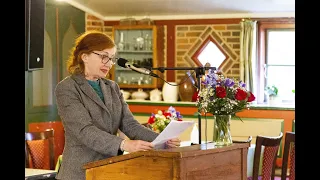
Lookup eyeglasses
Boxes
[92,52,118,65]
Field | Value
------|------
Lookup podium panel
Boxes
[84,143,249,180]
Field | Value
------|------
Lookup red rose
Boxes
[192,90,199,102]
[163,112,171,117]
[216,86,226,98]
[235,89,247,100]
[148,116,155,124]
[247,92,255,102]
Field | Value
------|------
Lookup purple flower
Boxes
[168,106,176,113]
[224,78,235,87]
[239,81,246,88]
[176,112,183,119]
[206,75,218,87]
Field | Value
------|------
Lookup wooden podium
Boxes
[83,143,249,180]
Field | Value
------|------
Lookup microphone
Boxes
[117,58,159,78]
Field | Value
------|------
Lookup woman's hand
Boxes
[123,140,154,153]
[165,138,181,148]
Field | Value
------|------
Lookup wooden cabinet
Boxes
[110,25,163,89]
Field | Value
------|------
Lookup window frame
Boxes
[257,21,295,104]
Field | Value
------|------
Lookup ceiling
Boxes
[62,0,295,20]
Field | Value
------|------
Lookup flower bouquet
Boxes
[147,106,183,133]
[196,69,255,146]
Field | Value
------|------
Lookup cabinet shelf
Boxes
[111,25,163,89]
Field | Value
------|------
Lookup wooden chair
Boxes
[25,129,55,170]
[281,132,295,180]
[247,132,283,180]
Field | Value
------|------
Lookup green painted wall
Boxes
[25,0,85,131]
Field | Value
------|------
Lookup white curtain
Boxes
[240,19,258,102]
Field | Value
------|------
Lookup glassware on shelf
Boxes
[118,32,124,51]
[144,34,150,51]
[133,38,138,51]
[136,31,144,51]
[112,25,158,89]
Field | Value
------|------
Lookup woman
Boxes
[55,31,180,180]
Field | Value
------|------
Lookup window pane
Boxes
[267,66,295,100]
[267,30,295,65]
[198,41,226,67]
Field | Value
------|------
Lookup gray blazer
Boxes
[55,74,158,180]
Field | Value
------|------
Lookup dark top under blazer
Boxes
[55,74,158,180]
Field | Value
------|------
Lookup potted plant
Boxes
[265,85,280,105]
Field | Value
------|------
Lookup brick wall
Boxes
[175,24,241,81]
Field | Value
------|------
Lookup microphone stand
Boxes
[150,66,216,145]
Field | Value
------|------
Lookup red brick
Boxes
[177,26,189,31]
[190,26,207,31]
[186,32,202,37]
[87,27,102,31]
[92,21,102,26]
[213,26,226,30]
[232,31,240,36]
[177,44,191,49]
[227,38,240,43]
[87,15,101,20]
[177,38,189,43]
[222,32,231,36]
[227,25,240,30]
[189,38,198,43]
[177,32,185,37]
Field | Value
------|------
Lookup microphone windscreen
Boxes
[117,58,128,68]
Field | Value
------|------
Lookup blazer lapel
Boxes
[71,74,110,113]
[99,79,113,111]
[100,78,115,131]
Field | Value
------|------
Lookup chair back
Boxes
[249,132,283,180]
[281,132,295,180]
[25,129,55,170]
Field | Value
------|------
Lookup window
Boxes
[198,41,226,68]
[192,37,228,69]
[258,22,295,104]
[265,30,295,102]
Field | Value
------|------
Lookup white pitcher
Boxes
[162,82,179,102]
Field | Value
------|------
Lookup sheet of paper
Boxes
[152,120,195,149]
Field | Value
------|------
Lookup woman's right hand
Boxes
[123,140,154,153]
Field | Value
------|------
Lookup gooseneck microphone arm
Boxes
[151,66,216,145]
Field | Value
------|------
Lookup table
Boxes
[25,168,57,180]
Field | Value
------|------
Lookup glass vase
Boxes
[213,115,232,146]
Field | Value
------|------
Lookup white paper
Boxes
[152,120,195,149]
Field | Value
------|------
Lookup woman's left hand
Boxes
[166,138,181,148]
